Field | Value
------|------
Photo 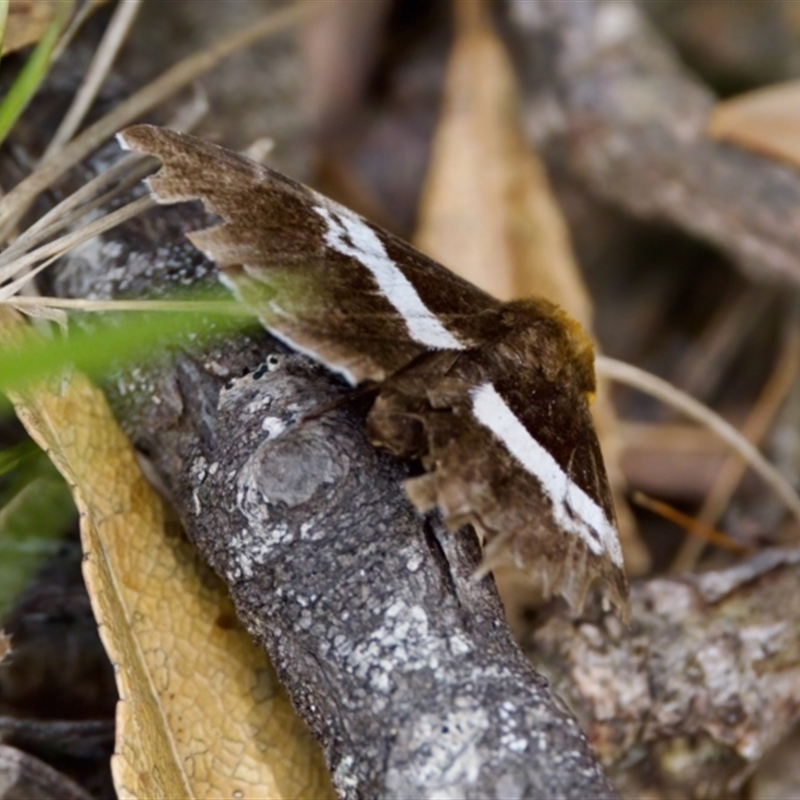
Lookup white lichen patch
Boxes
[190,456,209,484]
[204,359,230,378]
[245,396,273,414]
[498,705,528,754]
[225,524,293,580]
[448,634,472,657]
[500,735,528,753]
[333,755,359,791]
[298,521,328,542]
[390,708,489,794]
[405,551,423,573]
[348,601,444,694]
[261,416,287,438]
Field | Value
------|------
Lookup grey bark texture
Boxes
[501,0,800,288]
[0,744,94,800]
[530,549,800,799]
[50,195,617,800]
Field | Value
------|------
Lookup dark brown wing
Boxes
[369,299,629,618]
[119,125,499,384]
[120,125,628,617]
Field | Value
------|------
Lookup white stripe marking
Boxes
[470,382,623,566]
[313,203,464,351]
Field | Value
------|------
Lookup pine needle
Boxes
[631,491,754,555]
[44,0,143,157]
[0,196,154,293]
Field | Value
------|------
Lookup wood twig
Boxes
[46,187,618,800]
[502,0,800,287]
[531,548,800,799]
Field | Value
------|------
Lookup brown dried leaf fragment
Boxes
[415,0,589,311]
[709,80,800,170]
[2,0,57,56]
[0,307,335,800]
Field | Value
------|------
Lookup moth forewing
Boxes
[118,124,630,619]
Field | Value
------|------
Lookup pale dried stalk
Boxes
[6,296,246,315]
[0,1,316,241]
[0,154,149,269]
[2,94,207,271]
[44,0,143,157]
[0,196,153,294]
[596,355,800,528]
[50,0,100,64]
[670,326,800,572]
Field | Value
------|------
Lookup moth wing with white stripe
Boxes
[118,125,496,385]
[370,299,628,616]
[119,125,629,618]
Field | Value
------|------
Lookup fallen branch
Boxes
[47,189,618,799]
[531,548,800,798]
[502,0,800,287]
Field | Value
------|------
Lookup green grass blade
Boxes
[0,0,9,67]
[0,456,77,616]
[0,1,74,147]
[0,303,258,396]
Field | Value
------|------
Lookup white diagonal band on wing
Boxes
[313,203,464,351]
[470,382,623,566]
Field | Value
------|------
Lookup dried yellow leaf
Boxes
[0,307,334,800]
[415,0,591,320]
[2,0,58,56]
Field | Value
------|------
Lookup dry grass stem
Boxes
[44,0,142,157]
[618,422,725,455]
[670,324,800,572]
[0,1,316,242]
[8,299,66,327]
[0,252,65,303]
[6,296,247,315]
[672,288,772,401]
[49,0,98,65]
[0,195,153,293]
[3,92,207,272]
[596,355,800,528]
[0,153,150,269]
[632,491,754,555]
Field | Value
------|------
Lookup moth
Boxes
[118,125,629,618]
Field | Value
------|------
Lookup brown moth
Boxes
[118,124,629,618]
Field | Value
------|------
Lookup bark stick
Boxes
[502,0,800,287]
[532,549,800,798]
[50,195,617,800]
